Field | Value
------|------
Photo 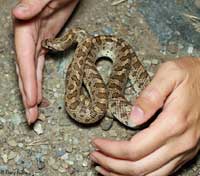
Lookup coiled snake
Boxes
[42,27,151,128]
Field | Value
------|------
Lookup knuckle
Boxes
[184,132,199,151]
[169,115,188,136]
[140,87,161,108]
[159,61,185,77]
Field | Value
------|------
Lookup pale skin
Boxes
[13,0,200,175]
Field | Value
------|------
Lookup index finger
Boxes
[92,109,177,161]
[14,19,37,107]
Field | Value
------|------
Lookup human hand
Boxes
[13,0,79,124]
[91,58,200,176]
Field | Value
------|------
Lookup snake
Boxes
[42,27,151,128]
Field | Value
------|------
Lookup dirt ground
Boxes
[0,0,200,175]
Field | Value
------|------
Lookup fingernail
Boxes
[129,106,144,126]
[15,3,28,11]
[95,166,101,172]
[90,154,98,163]
[25,110,31,125]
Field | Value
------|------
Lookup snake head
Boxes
[41,38,66,52]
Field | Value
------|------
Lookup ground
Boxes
[0,0,200,175]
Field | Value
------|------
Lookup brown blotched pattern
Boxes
[42,27,151,128]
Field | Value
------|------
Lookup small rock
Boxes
[37,160,45,170]
[61,153,69,161]
[66,145,73,153]
[33,122,44,135]
[8,151,17,160]
[58,167,66,173]
[38,113,46,121]
[100,117,114,131]
[187,45,194,54]
[35,153,45,170]
[18,143,24,148]
[15,155,24,165]
[56,150,65,157]
[7,139,17,147]
[1,154,8,163]
[82,160,88,167]
[143,59,151,66]
[66,160,74,165]
[151,59,159,65]
[167,41,178,54]
[102,27,114,35]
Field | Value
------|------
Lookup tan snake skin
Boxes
[42,27,151,128]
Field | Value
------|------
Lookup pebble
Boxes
[66,145,73,153]
[1,154,8,163]
[33,122,44,135]
[143,59,151,66]
[167,41,178,54]
[18,143,24,148]
[38,113,46,121]
[100,117,114,131]
[66,160,74,165]
[56,149,65,157]
[35,153,45,170]
[187,45,194,54]
[7,139,17,147]
[61,153,69,161]
[15,155,24,165]
[82,160,88,167]
[102,27,114,35]
[151,59,159,65]
[8,151,17,160]
[58,167,66,173]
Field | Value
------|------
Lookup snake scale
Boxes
[42,27,151,128]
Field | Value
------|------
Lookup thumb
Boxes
[12,0,52,20]
[129,63,179,126]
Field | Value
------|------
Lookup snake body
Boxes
[42,28,150,128]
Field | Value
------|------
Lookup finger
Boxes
[90,151,136,176]
[36,54,45,104]
[145,149,198,176]
[12,0,52,20]
[14,24,38,108]
[91,140,177,175]
[16,64,38,124]
[146,156,182,176]
[95,166,125,176]
[92,106,184,161]
[129,62,183,125]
